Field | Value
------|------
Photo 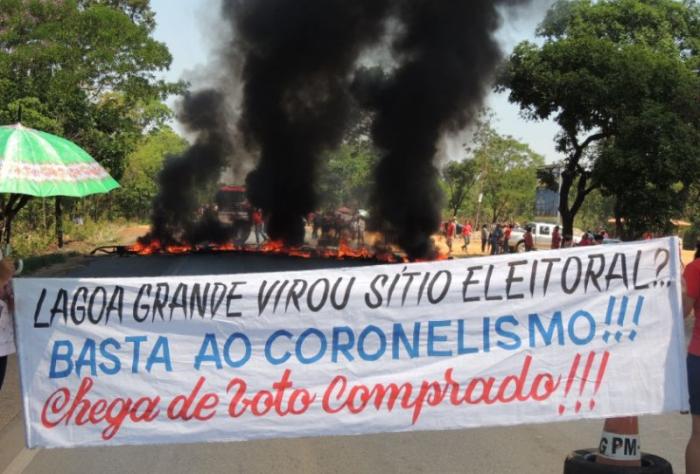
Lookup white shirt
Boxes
[0,298,15,357]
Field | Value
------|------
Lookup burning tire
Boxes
[232,221,252,245]
[563,449,673,473]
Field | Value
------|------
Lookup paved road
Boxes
[0,253,692,473]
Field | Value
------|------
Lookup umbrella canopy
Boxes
[0,124,119,197]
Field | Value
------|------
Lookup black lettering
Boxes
[529,260,538,297]
[258,280,280,316]
[506,260,527,300]
[330,277,355,310]
[541,258,561,296]
[189,283,210,318]
[33,288,48,328]
[210,283,227,316]
[50,289,68,326]
[386,271,402,307]
[484,265,502,301]
[605,253,629,290]
[400,272,420,306]
[106,286,124,324]
[462,266,482,303]
[285,279,307,312]
[365,274,388,309]
[584,254,606,292]
[168,283,188,320]
[428,270,451,304]
[562,257,582,294]
[273,280,290,313]
[152,283,170,321]
[632,250,650,290]
[87,287,107,324]
[307,278,329,312]
[226,282,245,317]
[133,284,151,322]
[417,272,431,305]
[70,287,88,325]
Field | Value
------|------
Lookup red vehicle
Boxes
[215,185,252,244]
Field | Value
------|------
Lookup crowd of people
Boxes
[442,217,615,256]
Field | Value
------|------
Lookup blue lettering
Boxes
[194,333,223,369]
[457,320,478,355]
[49,340,74,379]
[98,338,121,375]
[265,330,292,365]
[125,335,148,373]
[483,317,491,352]
[223,333,251,367]
[495,315,521,351]
[75,338,97,377]
[528,312,564,347]
[427,320,452,357]
[568,310,596,345]
[392,322,420,359]
[296,328,326,364]
[358,325,386,361]
[146,336,173,372]
[332,326,355,363]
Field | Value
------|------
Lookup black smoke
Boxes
[356,0,528,258]
[149,89,234,244]
[148,0,529,258]
[227,0,391,245]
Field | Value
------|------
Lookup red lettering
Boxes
[227,370,316,418]
[40,377,160,441]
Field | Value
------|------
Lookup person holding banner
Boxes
[0,256,15,390]
[684,241,700,474]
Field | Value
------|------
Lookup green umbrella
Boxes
[0,123,119,197]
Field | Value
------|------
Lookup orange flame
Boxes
[127,236,448,263]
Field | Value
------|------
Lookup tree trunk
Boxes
[55,197,64,248]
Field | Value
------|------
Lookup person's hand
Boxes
[0,258,15,286]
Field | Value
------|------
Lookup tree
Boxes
[442,159,477,217]
[316,141,378,211]
[0,0,181,244]
[498,0,700,239]
[471,126,544,224]
[115,127,188,221]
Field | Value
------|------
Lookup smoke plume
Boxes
[357,0,529,258]
[148,0,529,258]
[149,89,234,244]
[227,0,391,245]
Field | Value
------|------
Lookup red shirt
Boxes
[551,230,561,249]
[446,222,456,238]
[252,210,263,225]
[524,232,533,249]
[686,259,700,355]
[504,228,512,241]
[463,224,472,236]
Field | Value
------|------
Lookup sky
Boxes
[149,0,560,163]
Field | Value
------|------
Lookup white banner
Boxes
[13,237,688,448]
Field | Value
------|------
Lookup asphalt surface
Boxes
[0,252,692,474]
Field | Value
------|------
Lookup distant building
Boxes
[535,188,559,216]
[535,164,562,217]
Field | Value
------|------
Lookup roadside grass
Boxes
[8,219,147,275]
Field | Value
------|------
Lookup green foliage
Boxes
[574,188,615,233]
[682,183,700,250]
[115,127,188,220]
[316,141,378,210]
[499,0,700,238]
[469,124,544,223]
[443,159,477,217]
[0,0,182,243]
